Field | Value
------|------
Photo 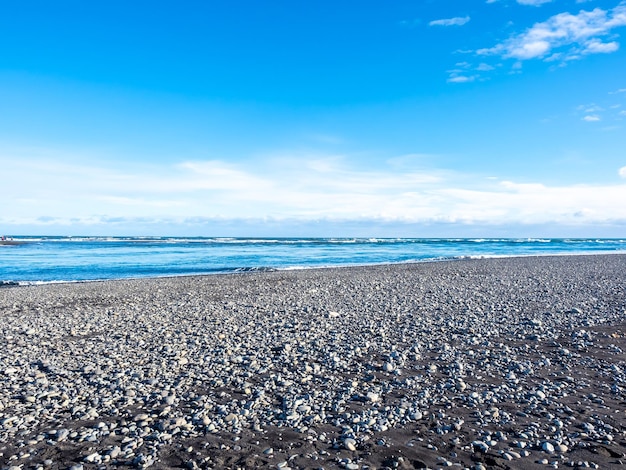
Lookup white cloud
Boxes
[386,153,437,169]
[576,100,626,122]
[2,151,626,231]
[434,181,626,225]
[429,16,471,27]
[177,161,272,191]
[445,61,496,81]
[447,63,479,83]
[580,104,603,113]
[447,75,477,83]
[517,0,553,6]
[478,4,626,62]
[0,152,443,222]
[583,38,619,53]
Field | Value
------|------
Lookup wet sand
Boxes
[1,255,625,469]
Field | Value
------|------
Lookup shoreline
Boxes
[3,251,626,288]
[1,254,625,469]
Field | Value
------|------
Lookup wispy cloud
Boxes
[447,74,477,83]
[620,166,626,178]
[446,62,489,83]
[478,4,626,62]
[476,63,496,71]
[490,0,592,6]
[177,161,272,191]
[2,151,626,231]
[576,98,626,122]
[517,0,553,6]
[429,16,471,27]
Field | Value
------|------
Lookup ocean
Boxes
[1,236,625,285]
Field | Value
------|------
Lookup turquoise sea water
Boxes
[1,236,625,284]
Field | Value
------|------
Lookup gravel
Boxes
[1,254,625,469]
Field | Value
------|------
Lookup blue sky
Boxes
[1,0,626,237]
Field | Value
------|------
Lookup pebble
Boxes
[56,429,70,442]
[343,438,357,451]
[472,441,490,452]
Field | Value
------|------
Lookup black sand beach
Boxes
[1,255,625,469]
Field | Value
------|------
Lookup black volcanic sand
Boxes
[1,255,625,470]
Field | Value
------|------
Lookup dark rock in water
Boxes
[0,280,19,288]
